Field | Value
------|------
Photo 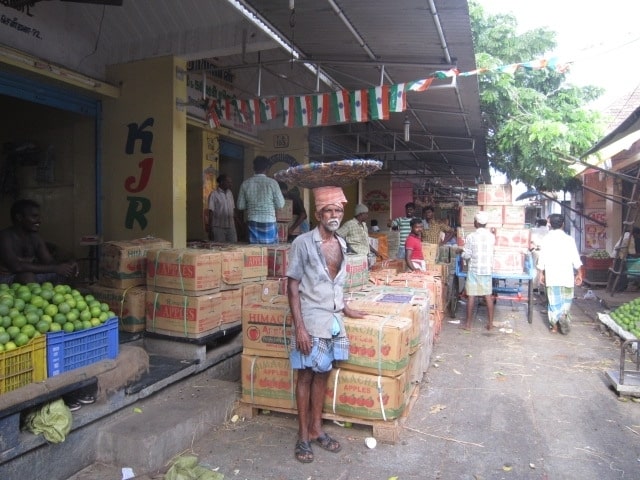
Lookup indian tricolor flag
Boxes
[350,89,369,123]
[406,78,434,92]
[222,99,234,121]
[247,98,261,124]
[312,93,330,126]
[283,96,296,127]
[296,96,312,126]
[331,90,350,123]
[389,83,406,112]
[368,86,389,120]
[261,97,277,121]
[206,100,221,128]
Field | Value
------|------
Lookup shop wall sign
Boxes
[123,116,154,230]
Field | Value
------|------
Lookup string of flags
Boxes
[205,57,570,129]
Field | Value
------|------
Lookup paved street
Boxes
[69,286,640,480]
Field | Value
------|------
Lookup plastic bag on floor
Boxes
[23,399,72,443]
[164,455,224,480]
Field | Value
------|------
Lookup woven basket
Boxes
[273,159,383,188]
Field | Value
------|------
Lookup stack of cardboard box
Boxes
[276,200,293,243]
[460,185,530,275]
[240,281,429,422]
[91,237,172,333]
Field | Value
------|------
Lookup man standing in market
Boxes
[421,205,454,245]
[207,173,238,243]
[459,211,495,330]
[287,185,365,464]
[388,201,416,259]
[337,203,381,267]
[237,156,285,244]
[537,213,583,334]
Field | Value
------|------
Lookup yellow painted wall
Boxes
[103,56,187,247]
[186,126,219,241]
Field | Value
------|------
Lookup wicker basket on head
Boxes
[273,159,383,188]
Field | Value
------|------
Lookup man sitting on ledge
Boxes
[0,199,78,285]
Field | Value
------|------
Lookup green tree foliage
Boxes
[469,2,605,191]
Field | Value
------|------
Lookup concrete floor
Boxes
[67,284,640,480]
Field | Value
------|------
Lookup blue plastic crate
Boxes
[46,317,119,377]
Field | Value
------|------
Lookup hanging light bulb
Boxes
[403,115,410,142]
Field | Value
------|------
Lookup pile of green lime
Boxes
[0,282,116,353]
[610,298,640,337]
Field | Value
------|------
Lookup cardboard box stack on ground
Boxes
[88,284,146,333]
[142,246,266,339]
[240,279,434,423]
[145,288,242,338]
[99,237,172,289]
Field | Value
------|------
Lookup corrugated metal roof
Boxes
[0,0,488,194]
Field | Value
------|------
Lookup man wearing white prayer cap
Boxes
[286,184,365,463]
[459,210,495,330]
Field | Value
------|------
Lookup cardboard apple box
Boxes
[99,237,172,288]
[324,368,407,420]
[344,254,369,289]
[241,302,293,358]
[346,295,427,354]
[459,205,481,226]
[145,290,229,338]
[477,184,512,205]
[492,246,525,275]
[146,248,222,294]
[276,222,289,243]
[220,288,243,325]
[421,243,439,265]
[240,354,297,410]
[209,246,244,289]
[494,228,531,249]
[337,314,412,376]
[241,280,285,307]
[235,245,269,280]
[480,206,503,228]
[267,245,291,277]
[369,232,389,259]
[276,199,293,222]
[88,284,146,333]
[502,206,526,226]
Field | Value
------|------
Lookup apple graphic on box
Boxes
[247,326,260,341]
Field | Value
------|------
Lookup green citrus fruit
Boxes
[49,323,62,332]
[14,332,29,347]
[36,320,50,333]
[63,322,75,333]
[5,341,17,351]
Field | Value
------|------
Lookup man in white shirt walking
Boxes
[537,214,583,334]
